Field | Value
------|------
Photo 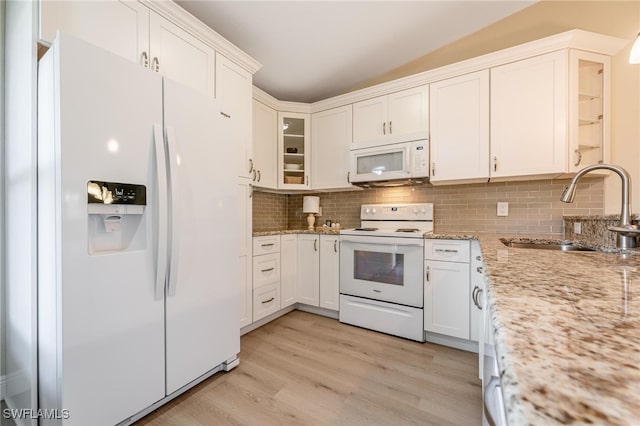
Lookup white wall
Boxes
[4,1,38,424]
[605,30,640,214]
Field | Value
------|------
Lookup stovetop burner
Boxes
[354,227,379,231]
[396,228,420,233]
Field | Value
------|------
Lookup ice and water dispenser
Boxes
[87,180,147,253]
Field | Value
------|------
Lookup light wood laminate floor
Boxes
[136,311,482,425]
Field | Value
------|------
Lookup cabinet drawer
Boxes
[253,282,280,321]
[253,253,280,288]
[253,235,281,255]
[425,239,470,262]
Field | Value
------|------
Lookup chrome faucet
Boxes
[561,164,639,249]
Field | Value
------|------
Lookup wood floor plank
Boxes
[136,310,482,425]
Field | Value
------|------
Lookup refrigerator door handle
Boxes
[165,126,181,297]
[154,124,168,300]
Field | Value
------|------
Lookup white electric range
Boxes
[339,203,433,341]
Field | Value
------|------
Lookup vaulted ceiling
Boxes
[177,1,538,103]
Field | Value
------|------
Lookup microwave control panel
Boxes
[413,142,429,175]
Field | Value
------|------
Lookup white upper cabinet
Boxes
[311,105,353,190]
[149,12,216,98]
[429,70,490,185]
[252,100,278,189]
[352,86,428,149]
[39,0,149,64]
[490,50,568,180]
[278,112,311,189]
[568,50,610,172]
[216,53,253,177]
[39,1,259,101]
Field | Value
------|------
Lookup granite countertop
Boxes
[476,234,640,425]
[253,227,341,237]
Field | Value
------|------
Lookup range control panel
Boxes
[87,180,146,205]
[360,203,433,221]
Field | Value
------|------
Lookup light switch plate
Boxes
[574,222,582,234]
[497,202,509,217]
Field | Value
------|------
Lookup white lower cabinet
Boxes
[253,283,280,321]
[297,234,320,306]
[249,233,339,326]
[470,240,485,343]
[238,180,253,328]
[280,234,298,308]
[297,234,340,311]
[252,235,281,322]
[424,240,471,340]
[319,235,340,310]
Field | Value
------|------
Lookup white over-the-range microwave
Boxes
[349,140,429,186]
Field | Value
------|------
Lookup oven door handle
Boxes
[339,235,425,246]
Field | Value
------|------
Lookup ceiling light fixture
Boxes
[630,32,640,64]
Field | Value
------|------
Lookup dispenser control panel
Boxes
[87,181,146,205]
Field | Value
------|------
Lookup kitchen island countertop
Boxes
[470,234,639,425]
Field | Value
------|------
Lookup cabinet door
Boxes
[238,179,253,328]
[352,95,388,147]
[149,12,215,98]
[39,0,149,65]
[278,112,311,189]
[490,51,568,179]
[280,234,298,308]
[386,85,429,144]
[216,53,253,179]
[253,100,278,189]
[568,50,610,172]
[430,71,489,184]
[312,105,353,190]
[297,235,320,306]
[424,260,470,339]
[319,235,340,311]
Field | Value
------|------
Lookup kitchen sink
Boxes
[500,239,596,252]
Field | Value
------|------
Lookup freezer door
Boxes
[38,34,165,425]
[163,78,240,394]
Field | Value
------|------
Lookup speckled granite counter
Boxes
[253,228,341,237]
[474,234,640,425]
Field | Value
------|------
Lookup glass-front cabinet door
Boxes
[569,50,610,172]
[278,112,310,189]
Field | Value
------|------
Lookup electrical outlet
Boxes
[497,202,509,217]
[574,222,582,235]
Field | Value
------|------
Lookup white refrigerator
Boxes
[37,33,239,425]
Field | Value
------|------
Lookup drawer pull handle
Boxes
[261,297,275,304]
[435,248,458,253]
[261,267,275,273]
[261,243,275,247]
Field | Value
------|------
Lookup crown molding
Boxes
[141,0,262,75]
[252,29,627,114]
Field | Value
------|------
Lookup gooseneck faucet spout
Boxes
[561,164,639,249]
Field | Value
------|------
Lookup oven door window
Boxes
[354,250,404,286]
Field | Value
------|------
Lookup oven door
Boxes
[340,235,424,307]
